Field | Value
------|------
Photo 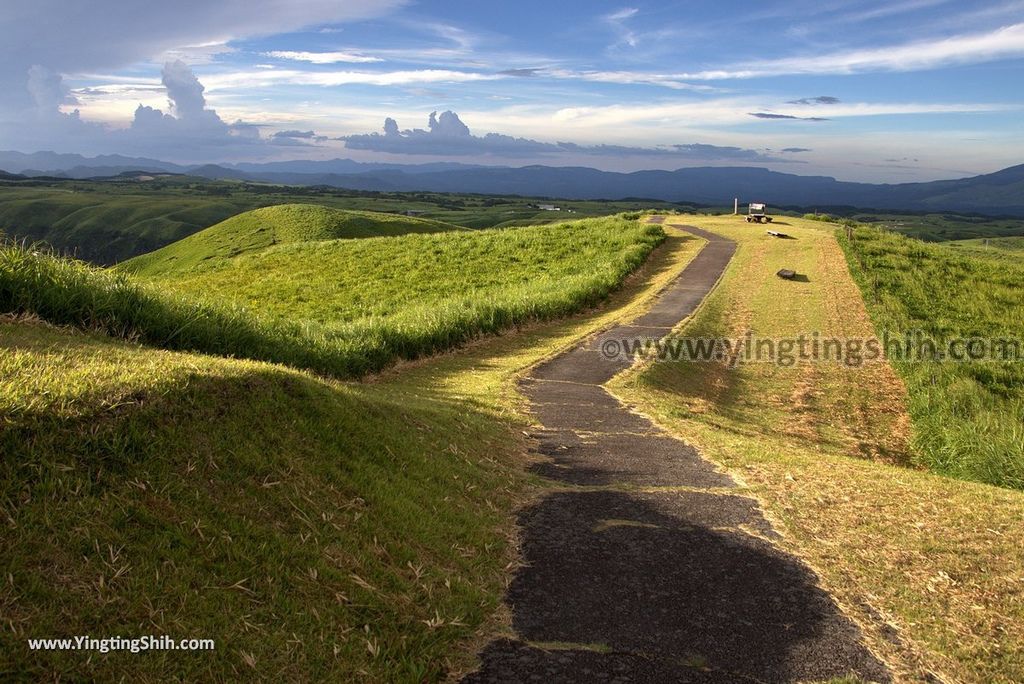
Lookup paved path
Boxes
[464,224,889,683]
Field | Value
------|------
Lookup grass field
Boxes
[146,215,662,325]
[6,201,1024,681]
[846,211,1024,243]
[119,204,463,276]
[838,226,1024,490]
[0,177,685,264]
[0,317,527,681]
[2,215,663,377]
[612,215,1024,683]
[0,226,706,681]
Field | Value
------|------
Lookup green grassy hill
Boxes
[949,235,1024,250]
[0,212,667,679]
[0,317,525,681]
[0,187,253,264]
[119,204,463,276]
[846,211,1024,242]
[839,227,1024,489]
[0,178,680,265]
[3,215,663,377]
[146,215,661,326]
[946,235,1024,262]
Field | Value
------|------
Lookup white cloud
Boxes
[0,0,407,110]
[679,22,1024,79]
[341,110,782,161]
[544,69,718,92]
[264,50,383,64]
[0,61,333,162]
[200,68,501,91]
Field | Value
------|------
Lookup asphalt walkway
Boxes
[464,223,888,683]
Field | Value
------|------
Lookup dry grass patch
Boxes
[612,215,1024,683]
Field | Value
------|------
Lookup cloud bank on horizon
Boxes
[0,0,1022,181]
[342,111,789,162]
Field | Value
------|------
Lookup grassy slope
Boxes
[1,230,706,681]
[0,318,524,681]
[119,204,463,276]
[846,212,1024,243]
[947,235,1024,263]
[3,216,663,377]
[0,180,680,265]
[145,216,662,325]
[949,235,1024,251]
[0,186,254,264]
[839,227,1024,489]
[612,215,1024,683]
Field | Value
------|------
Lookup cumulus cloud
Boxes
[26,65,78,111]
[0,0,402,162]
[0,59,328,162]
[342,111,784,161]
[161,60,209,120]
[0,0,404,111]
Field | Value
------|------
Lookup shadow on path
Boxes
[464,224,888,683]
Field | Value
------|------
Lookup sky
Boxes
[0,0,1022,182]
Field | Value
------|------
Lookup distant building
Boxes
[537,204,561,211]
[404,210,427,217]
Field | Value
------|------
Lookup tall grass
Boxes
[839,226,1024,489]
[1,216,663,377]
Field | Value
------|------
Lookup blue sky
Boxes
[1,0,1022,181]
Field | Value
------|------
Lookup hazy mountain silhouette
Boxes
[3,150,1023,216]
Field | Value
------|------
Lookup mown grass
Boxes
[120,204,463,276]
[838,226,1024,490]
[1,215,663,377]
[613,215,1024,683]
[0,318,526,681]
[0,228,705,681]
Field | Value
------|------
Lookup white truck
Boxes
[745,203,773,223]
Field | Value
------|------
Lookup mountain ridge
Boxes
[2,150,1023,216]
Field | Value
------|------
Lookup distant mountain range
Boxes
[3,150,1024,216]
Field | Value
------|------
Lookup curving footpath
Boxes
[464,223,889,683]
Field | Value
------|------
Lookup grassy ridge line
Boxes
[0,189,255,265]
[119,204,465,276]
[0,320,525,681]
[150,214,662,325]
[1,229,706,681]
[1,216,664,378]
[838,226,1024,489]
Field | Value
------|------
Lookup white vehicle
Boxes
[745,203,773,223]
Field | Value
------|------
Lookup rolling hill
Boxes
[3,214,663,377]
[119,204,464,276]
[5,149,1024,216]
[0,186,258,264]
[0,315,526,682]
[5,210,1024,681]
